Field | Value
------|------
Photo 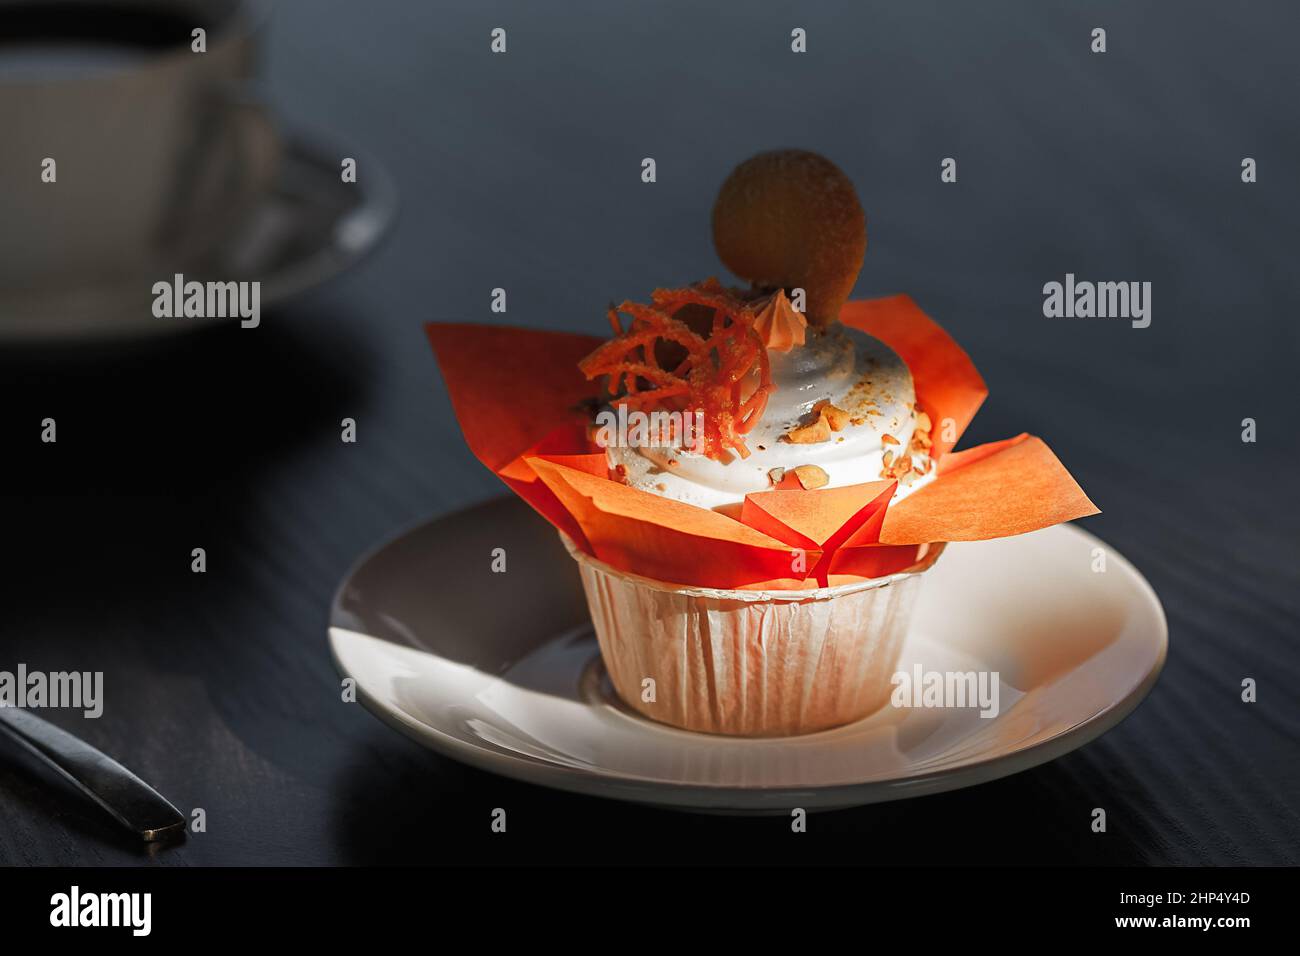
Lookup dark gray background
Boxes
[1,0,1297,864]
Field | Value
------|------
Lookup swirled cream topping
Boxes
[606,323,935,511]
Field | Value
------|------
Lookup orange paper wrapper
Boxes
[425,296,1097,591]
[839,295,988,459]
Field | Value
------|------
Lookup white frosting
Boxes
[606,325,935,511]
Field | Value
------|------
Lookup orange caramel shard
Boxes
[578,281,772,461]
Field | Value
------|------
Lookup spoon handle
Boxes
[0,706,186,842]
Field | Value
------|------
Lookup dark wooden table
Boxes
[1,0,1297,866]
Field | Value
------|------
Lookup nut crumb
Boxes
[812,400,851,431]
[782,416,832,444]
[792,464,829,490]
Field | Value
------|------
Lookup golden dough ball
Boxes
[711,150,866,328]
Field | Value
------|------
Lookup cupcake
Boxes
[426,150,1098,738]
[560,152,939,735]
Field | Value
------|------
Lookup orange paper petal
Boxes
[500,473,593,556]
[825,503,926,578]
[839,295,987,459]
[426,323,603,473]
[827,544,926,579]
[880,435,1099,543]
[529,457,811,588]
[493,432,606,551]
[496,423,595,482]
[741,481,893,549]
[936,433,1027,475]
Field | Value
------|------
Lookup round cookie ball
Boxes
[711,150,866,328]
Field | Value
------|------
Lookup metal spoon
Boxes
[0,706,186,843]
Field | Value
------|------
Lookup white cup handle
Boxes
[158,82,281,262]
[221,84,281,212]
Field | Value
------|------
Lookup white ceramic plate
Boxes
[330,497,1166,813]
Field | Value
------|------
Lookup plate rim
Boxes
[329,498,1168,810]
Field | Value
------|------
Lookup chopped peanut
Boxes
[812,400,851,431]
[792,464,829,490]
[783,416,832,444]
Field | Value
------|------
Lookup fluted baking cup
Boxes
[563,534,945,737]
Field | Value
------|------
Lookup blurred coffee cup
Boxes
[0,0,280,294]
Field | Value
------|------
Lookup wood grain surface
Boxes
[0,0,1296,865]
